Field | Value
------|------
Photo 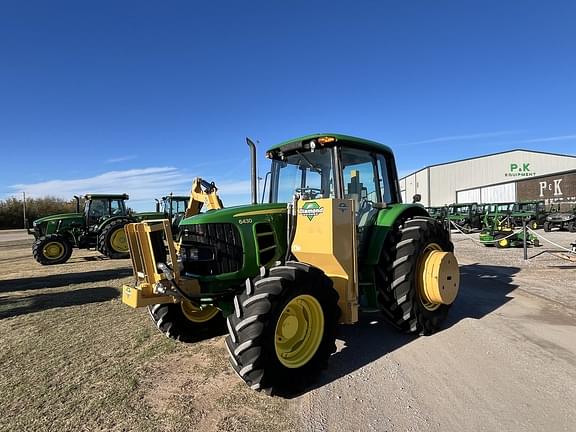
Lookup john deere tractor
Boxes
[122,134,460,393]
[29,193,164,265]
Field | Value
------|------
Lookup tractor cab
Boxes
[158,195,190,229]
[84,194,130,228]
[266,134,400,252]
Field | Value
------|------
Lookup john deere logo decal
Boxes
[299,201,324,221]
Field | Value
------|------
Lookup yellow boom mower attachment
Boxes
[122,177,223,309]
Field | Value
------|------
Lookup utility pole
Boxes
[22,192,27,229]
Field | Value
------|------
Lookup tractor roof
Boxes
[84,193,129,200]
[266,133,393,157]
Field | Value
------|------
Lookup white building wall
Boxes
[402,150,576,206]
[480,183,516,203]
[456,188,481,203]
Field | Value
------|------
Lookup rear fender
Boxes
[363,204,429,266]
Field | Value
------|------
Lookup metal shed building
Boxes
[399,149,576,207]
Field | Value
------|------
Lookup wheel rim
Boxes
[110,228,128,253]
[43,241,65,260]
[275,294,324,369]
[531,222,538,229]
[417,243,460,311]
[499,238,508,247]
[180,301,220,323]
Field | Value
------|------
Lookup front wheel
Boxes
[225,262,340,394]
[568,222,576,233]
[543,221,551,232]
[32,234,73,265]
[376,216,460,335]
[148,301,226,342]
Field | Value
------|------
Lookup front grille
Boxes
[180,223,243,276]
[255,223,277,266]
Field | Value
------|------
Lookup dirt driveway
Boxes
[1,231,575,431]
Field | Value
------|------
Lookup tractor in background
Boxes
[121,134,460,394]
[511,200,547,230]
[446,202,483,232]
[29,194,164,265]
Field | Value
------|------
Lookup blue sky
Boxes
[1,1,575,210]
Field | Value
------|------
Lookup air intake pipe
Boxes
[246,137,258,205]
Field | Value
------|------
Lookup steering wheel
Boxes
[295,187,323,199]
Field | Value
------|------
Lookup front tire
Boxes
[543,221,551,232]
[32,234,73,265]
[225,262,340,394]
[376,216,458,335]
[98,218,130,259]
[148,301,226,342]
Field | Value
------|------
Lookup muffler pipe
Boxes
[246,137,258,205]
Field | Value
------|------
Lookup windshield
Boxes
[270,148,335,203]
[450,205,469,214]
[168,198,189,214]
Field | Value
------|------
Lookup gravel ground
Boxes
[1,229,575,431]
[295,229,576,432]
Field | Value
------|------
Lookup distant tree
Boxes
[0,196,82,229]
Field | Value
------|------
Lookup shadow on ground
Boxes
[0,268,132,293]
[0,286,119,319]
[278,263,520,398]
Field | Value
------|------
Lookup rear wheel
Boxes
[375,216,459,335]
[225,262,339,394]
[568,222,576,233]
[530,220,539,230]
[98,218,130,259]
[148,301,226,342]
[543,221,551,232]
[32,234,73,265]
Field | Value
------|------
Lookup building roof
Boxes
[400,148,576,180]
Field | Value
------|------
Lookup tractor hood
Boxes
[33,213,84,226]
[179,203,287,225]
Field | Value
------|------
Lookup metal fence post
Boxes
[523,218,527,260]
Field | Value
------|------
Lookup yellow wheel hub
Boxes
[110,228,128,253]
[499,238,509,247]
[43,242,65,260]
[275,294,324,369]
[417,243,460,311]
[180,301,220,323]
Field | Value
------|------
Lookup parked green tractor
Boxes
[155,194,190,236]
[511,200,547,230]
[29,194,164,265]
[122,134,461,394]
[426,206,447,222]
[446,202,483,232]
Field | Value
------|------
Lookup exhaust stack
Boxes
[246,137,258,205]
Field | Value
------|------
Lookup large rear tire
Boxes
[375,216,457,335]
[32,234,73,265]
[98,218,130,259]
[225,262,340,394]
[148,301,226,342]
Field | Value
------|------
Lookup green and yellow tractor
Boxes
[122,134,460,393]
